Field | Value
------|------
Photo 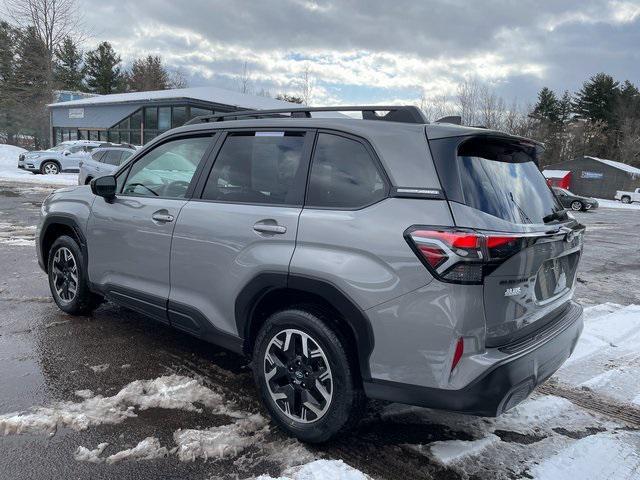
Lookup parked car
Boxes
[18,140,106,175]
[37,106,585,443]
[78,145,136,185]
[614,187,640,204]
[551,187,599,211]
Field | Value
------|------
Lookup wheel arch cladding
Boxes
[236,273,375,382]
[40,216,87,273]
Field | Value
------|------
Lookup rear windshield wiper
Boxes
[508,192,533,224]
[543,209,567,224]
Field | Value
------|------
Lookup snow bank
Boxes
[173,414,268,461]
[75,437,169,464]
[0,375,228,435]
[528,431,640,480]
[0,143,77,186]
[595,198,640,210]
[0,222,36,247]
[74,442,109,463]
[257,459,370,480]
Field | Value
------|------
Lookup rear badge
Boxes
[504,287,522,297]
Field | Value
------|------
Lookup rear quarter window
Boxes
[306,133,387,209]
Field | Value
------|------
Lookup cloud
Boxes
[74,0,640,105]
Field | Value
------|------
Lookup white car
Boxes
[18,140,106,175]
[614,188,640,204]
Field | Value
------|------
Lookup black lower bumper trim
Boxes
[363,301,583,416]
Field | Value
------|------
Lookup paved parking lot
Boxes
[0,181,639,480]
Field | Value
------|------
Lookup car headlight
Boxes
[27,153,40,159]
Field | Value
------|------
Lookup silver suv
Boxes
[78,145,136,185]
[19,140,106,175]
[36,106,585,443]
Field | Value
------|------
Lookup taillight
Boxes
[405,227,525,284]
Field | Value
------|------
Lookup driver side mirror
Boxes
[63,150,71,156]
[91,175,117,199]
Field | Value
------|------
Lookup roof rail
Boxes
[185,105,428,125]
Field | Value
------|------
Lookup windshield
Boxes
[458,137,562,225]
[48,145,69,151]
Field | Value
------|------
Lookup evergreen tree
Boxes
[54,37,85,91]
[128,55,169,92]
[557,90,573,124]
[84,42,124,94]
[12,26,53,148]
[0,22,18,142]
[532,87,560,123]
[573,73,619,126]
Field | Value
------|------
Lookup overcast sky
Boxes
[36,0,640,105]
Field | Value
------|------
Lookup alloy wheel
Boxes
[43,163,59,175]
[571,201,582,211]
[263,328,333,424]
[51,247,78,303]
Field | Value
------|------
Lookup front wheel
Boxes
[571,201,583,211]
[252,308,364,443]
[621,196,631,204]
[41,161,60,175]
[47,235,102,315]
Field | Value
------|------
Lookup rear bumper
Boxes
[364,301,583,416]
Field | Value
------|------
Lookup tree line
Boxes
[0,0,185,148]
[420,73,640,168]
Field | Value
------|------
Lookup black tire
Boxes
[47,235,102,315]
[252,307,365,443]
[621,196,631,204]
[84,176,93,185]
[571,200,583,211]
[41,161,60,175]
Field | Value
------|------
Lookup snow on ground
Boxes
[596,198,640,210]
[0,144,77,186]
[0,374,236,435]
[0,222,36,247]
[173,414,269,461]
[384,303,640,479]
[256,459,370,480]
[75,437,170,464]
[555,303,640,405]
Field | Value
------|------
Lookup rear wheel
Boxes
[48,235,101,315]
[621,196,631,204]
[41,161,60,175]
[252,307,364,443]
[570,200,583,211]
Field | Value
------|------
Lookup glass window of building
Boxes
[145,107,158,130]
[158,107,171,131]
[172,106,187,128]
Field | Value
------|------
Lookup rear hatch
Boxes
[427,133,584,347]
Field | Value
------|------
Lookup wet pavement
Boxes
[0,181,639,480]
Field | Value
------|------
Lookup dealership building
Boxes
[47,86,295,146]
[544,156,640,199]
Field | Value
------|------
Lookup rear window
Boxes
[457,137,561,224]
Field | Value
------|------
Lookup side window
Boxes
[91,150,106,162]
[69,145,83,153]
[306,133,387,209]
[102,150,124,166]
[122,136,212,198]
[201,131,307,205]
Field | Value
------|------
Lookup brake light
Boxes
[405,227,525,284]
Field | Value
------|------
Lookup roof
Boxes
[585,156,640,176]
[48,85,297,110]
[543,169,571,178]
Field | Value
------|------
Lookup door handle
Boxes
[152,211,174,223]
[253,223,287,234]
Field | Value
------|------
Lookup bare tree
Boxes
[237,61,253,94]
[419,92,456,122]
[5,0,84,57]
[456,78,481,126]
[299,64,314,106]
[168,67,187,89]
